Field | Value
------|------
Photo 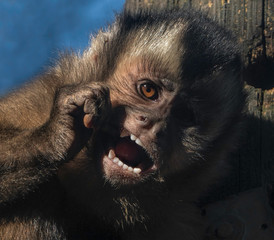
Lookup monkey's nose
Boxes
[135,115,147,122]
[134,115,154,129]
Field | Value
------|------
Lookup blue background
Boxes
[0,0,125,95]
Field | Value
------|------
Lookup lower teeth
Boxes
[108,149,141,174]
[133,168,141,174]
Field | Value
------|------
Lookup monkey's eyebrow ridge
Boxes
[159,78,177,92]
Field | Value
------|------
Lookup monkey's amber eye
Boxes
[139,83,159,100]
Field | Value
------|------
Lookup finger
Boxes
[83,114,94,129]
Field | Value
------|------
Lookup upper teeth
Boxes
[107,149,142,174]
[108,149,115,159]
[130,134,137,141]
[130,134,143,147]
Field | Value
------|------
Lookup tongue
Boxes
[114,138,144,167]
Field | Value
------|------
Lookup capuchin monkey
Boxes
[0,9,245,240]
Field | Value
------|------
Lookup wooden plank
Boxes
[238,86,262,192]
[265,0,274,58]
[262,88,274,207]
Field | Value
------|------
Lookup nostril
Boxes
[136,115,147,122]
[135,115,154,129]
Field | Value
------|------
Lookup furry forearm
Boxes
[0,124,67,205]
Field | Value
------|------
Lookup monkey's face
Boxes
[93,60,182,186]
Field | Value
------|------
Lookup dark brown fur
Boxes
[0,9,245,240]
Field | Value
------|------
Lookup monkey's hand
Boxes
[48,83,111,160]
[0,82,110,204]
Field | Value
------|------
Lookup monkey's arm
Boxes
[0,122,65,204]
[0,75,109,205]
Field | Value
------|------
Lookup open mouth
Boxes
[101,133,157,180]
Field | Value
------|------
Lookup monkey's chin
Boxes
[100,137,157,185]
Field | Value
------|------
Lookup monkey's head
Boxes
[83,9,245,187]
[58,9,245,226]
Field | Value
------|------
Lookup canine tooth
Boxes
[118,161,123,167]
[128,167,133,172]
[130,134,137,141]
[135,138,142,147]
[108,149,115,159]
[113,157,119,163]
[133,168,141,174]
[123,164,128,170]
